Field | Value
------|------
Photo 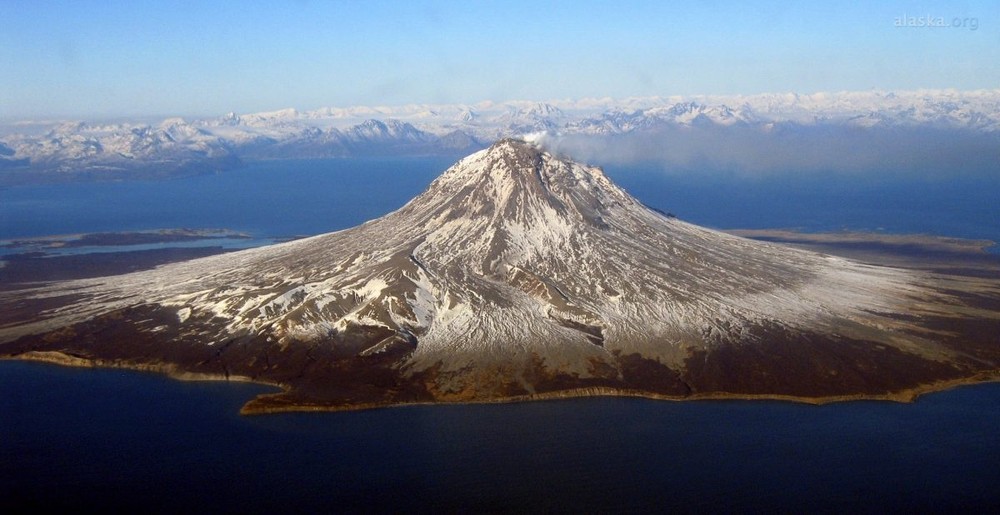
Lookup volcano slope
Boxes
[2,139,998,412]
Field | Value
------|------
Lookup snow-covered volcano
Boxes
[2,139,997,411]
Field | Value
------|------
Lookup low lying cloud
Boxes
[539,125,1000,178]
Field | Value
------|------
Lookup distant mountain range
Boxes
[1,89,998,182]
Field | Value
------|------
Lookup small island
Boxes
[2,141,999,414]
[1,229,252,286]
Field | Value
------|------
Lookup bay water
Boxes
[3,157,998,246]
[2,361,998,512]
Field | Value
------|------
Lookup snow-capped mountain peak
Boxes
[6,139,986,411]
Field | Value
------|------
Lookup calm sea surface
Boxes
[2,158,999,511]
[2,362,999,513]
[2,157,998,244]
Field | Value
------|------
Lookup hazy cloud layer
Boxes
[542,125,1000,178]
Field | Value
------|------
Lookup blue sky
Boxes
[2,0,997,120]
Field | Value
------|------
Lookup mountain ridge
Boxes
[3,89,999,183]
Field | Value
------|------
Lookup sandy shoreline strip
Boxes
[2,351,284,392]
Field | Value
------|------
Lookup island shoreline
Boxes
[4,227,999,416]
[5,351,999,416]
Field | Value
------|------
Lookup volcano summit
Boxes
[2,139,998,412]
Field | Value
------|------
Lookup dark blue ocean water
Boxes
[2,158,1000,511]
[3,157,999,246]
[2,361,999,513]
[610,166,1000,245]
[0,157,453,242]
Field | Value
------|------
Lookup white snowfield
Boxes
[2,88,998,170]
[0,139,951,375]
